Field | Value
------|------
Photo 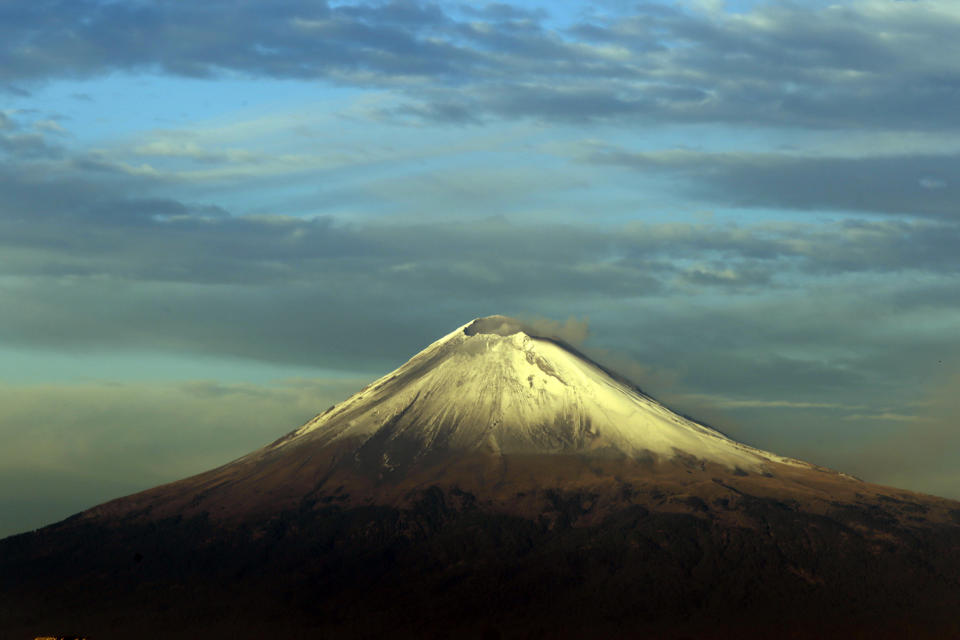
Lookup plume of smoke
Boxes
[0,377,366,537]
[851,371,960,499]
[466,314,590,346]
[516,314,590,346]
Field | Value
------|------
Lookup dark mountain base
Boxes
[3,484,960,640]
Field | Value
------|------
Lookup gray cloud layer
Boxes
[2,105,958,413]
[3,148,959,394]
[4,1,960,130]
[588,147,960,218]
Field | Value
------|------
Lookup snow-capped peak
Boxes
[278,316,799,471]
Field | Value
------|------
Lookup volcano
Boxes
[3,316,960,639]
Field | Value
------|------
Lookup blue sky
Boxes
[2,0,960,537]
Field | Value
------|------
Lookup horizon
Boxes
[3,0,960,538]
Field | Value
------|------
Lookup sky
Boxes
[2,0,959,538]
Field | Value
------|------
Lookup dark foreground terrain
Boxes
[3,477,960,640]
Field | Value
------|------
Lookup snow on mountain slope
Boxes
[271,315,802,472]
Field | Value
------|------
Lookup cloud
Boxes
[677,395,856,411]
[132,140,261,164]
[587,147,960,218]
[0,111,67,158]
[379,100,485,125]
[0,131,62,158]
[2,1,960,130]
[2,144,960,376]
[842,412,925,422]
[919,176,947,189]
[1,83,30,96]
[33,119,66,134]
[459,3,548,22]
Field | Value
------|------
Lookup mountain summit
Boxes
[275,315,795,470]
[4,316,960,639]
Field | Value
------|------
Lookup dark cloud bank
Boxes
[589,148,960,219]
[4,1,960,130]
[2,151,958,420]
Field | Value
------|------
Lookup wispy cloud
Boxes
[676,394,858,410]
[842,412,928,422]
